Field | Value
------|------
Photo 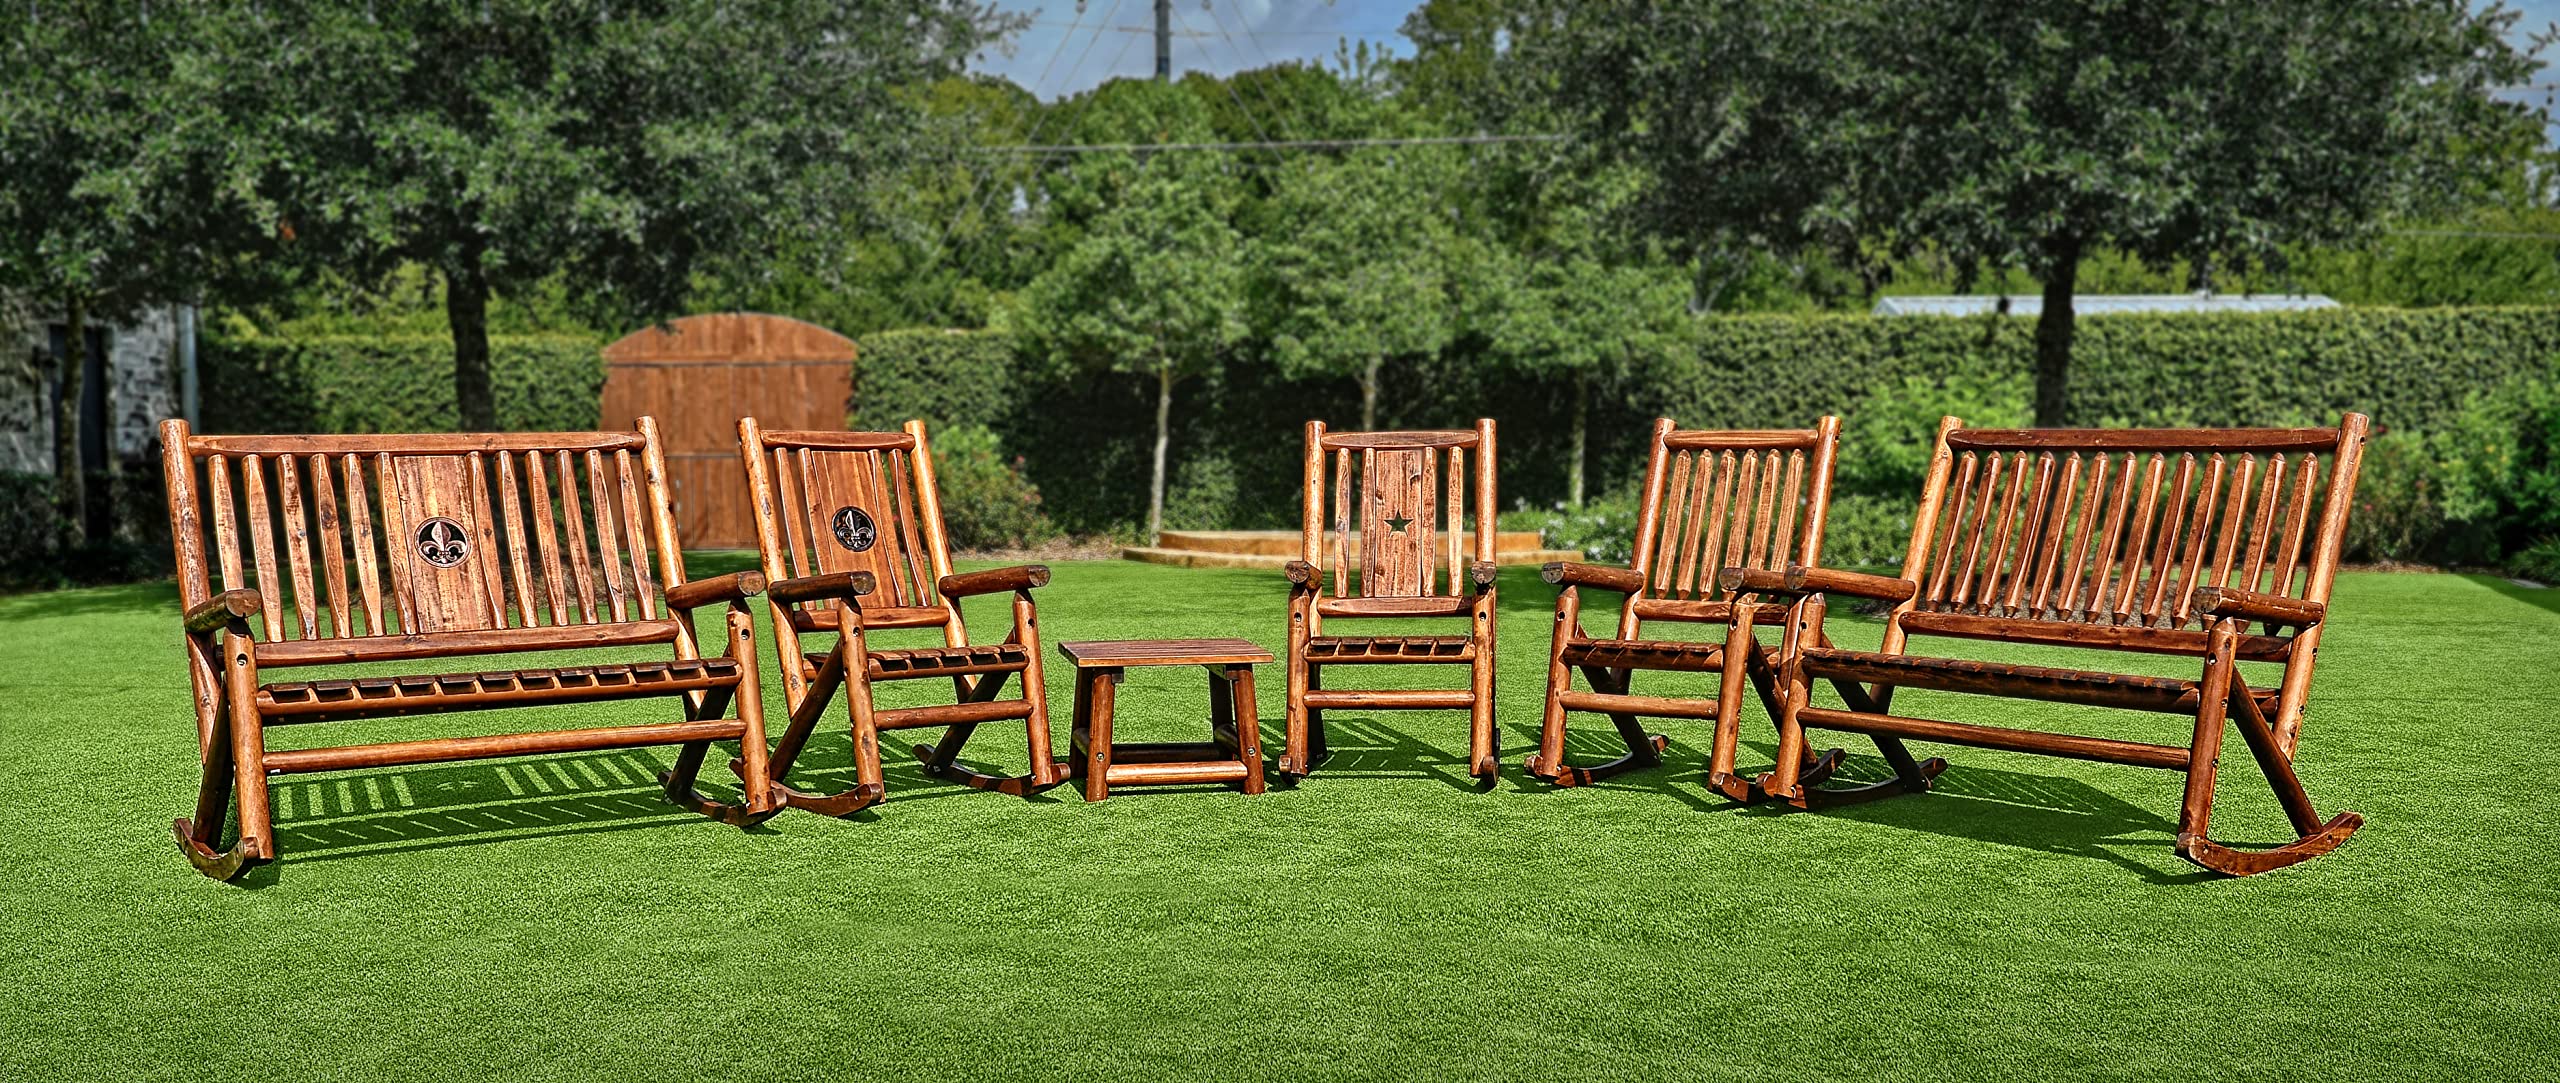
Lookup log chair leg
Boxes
[1468,593,1499,786]
[2175,622,2362,875]
[666,609,786,827]
[1304,663,1329,766]
[1708,605,1763,802]
[1232,664,1267,796]
[176,628,273,881]
[1758,599,1818,805]
[747,647,879,818]
[1526,587,1581,783]
[1014,591,1063,788]
[1281,594,1314,780]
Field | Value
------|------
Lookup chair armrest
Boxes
[1719,564,1919,603]
[1469,560,1500,593]
[1284,560,1321,588]
[768,571,877,607]
[664,570,766,612]
[184,589,262,635]
[938,564,1050,598]
[1541,561,1644,595]
[2190,586,2325,627]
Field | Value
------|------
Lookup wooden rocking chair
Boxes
[738,418,1062,815]
[1531,418,1873,799]
[158,419,778,881]
[1281,420,1501,786]
[1726,414,2372,876]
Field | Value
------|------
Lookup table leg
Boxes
[1069,668,1093,782]
[1232,664,1265,795]
[1085,669,1116,802]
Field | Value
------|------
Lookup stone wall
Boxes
[0,304,179,474]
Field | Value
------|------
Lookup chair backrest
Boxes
[160,419,692,658]
[1299,420,1497,609]
[1897,414,2370,635]
[739,418,957,636]
[1625,418,1842,609]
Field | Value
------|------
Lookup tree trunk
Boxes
[1568,366,1590,506]
[1360,353,1381,431]
[1147,363,1173,538]
[2032,236,2082,428]
[445,243,497,432]
[52,293,87,549]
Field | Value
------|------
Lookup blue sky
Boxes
[970,0,1426,100]
[973,1,2560,108]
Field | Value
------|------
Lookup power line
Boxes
[973,133,1570,154]
[2388,227,2560,241]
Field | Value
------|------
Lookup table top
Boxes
[1057,638,1275,668]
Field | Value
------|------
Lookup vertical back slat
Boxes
[526,452,572,625]
[497,452,538,627]
[1925,452,1979,606]
[1416,448,1440,595]
[208,454,244,599]
[2109,454,2167,621]
[466,453,508,627]
[1717,450,1755,595]
[242,455,285,640]
[1770,450,1806,575]
[2139,455,2197,624]
[2079,454,2138,619]
[2056,453,2113,617]
[1687,451,1737,598]
[2238,454,2287,592]
[2270,454,2319,597]
[2172,455,2229,627]
[586,450,628,622]
[1655,450,1694,596]
[1982,452,2039,614]
[615,449,656,620]
[310,455,352,639]
[888,447,931,606]
[1745,451,1781,571]
[276,454,319,640]
[2024,453,2078,617]
[1450,446,1470,595]
[1331,448,1352,598]
[376,453,418,633]
[2208,455,2259,595]
[346,454,385,636]
[1950,452,2006,610]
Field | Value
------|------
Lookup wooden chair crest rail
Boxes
[1281,419,1501,786]
[738,418,1061,816]
[1725,413,2372,876]
[1531,418,1883,799]
[158,417,777,882]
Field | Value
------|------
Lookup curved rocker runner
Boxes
[1728,414,2373,875]
[159,419,783,881]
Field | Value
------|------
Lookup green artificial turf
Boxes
[2,560,2554,1081]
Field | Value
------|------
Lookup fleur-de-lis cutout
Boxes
[415,517,470,568]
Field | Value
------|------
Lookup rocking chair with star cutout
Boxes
[1281,419,1501,786]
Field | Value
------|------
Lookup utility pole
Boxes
[1155,0,1172,80]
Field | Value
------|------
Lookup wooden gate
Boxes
[599,313,855,549]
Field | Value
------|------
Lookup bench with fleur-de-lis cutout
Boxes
[1282,419,1500,785]
[157,418,779,881]
[1726,414,2374,876]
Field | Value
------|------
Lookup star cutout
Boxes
[1385,515,1413,533]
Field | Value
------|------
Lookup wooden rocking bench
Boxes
[1727,414,2373,876]
[159,419,778,881]
[1283,420,1502,785]
[737,419,1062,815]
[1532,418,1877,799]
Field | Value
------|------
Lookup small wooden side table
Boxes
[1057,638,1273,801]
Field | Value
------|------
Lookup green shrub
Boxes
[200,332,604,433]
[1502,493,1643,565]
[1817,493,1918,569]
[929,424,1059,551]
[1164,452,1245,532]
[2509,537,2560,584]
[2343,430,2448,565]
[1838,369,2032,498]
[851,330,1017,432]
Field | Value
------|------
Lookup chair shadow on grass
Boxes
[1274,714,1501,792]
[248,747,770,883]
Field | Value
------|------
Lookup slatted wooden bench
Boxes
[159,418,777,881]
[737,419,1063,815]
[1726,414,2373,876]
[1281,421,1502,785]
[1531,418,1867,796]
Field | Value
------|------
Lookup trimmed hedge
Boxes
[854,307,2560,537]
[200,333,605,434]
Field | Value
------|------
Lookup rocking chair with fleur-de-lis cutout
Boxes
[1282,419,1501,786]
[736,418,1062,816]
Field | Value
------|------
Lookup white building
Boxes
[0,303,189,476]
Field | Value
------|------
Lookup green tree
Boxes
[1016,165,1249,536]
[1256,149,1464,431]
[0,5,279,544]
[1523,0,2543,424]
[1484,251,1691,505]
[200,0,998,430]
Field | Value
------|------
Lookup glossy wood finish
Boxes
[1750,413,2374,876]
[1060,638,1270,801]
[741,418,1061,815]
[1284,420,1500,785]
[157,418,779,881]
[1530,418,1876,799]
